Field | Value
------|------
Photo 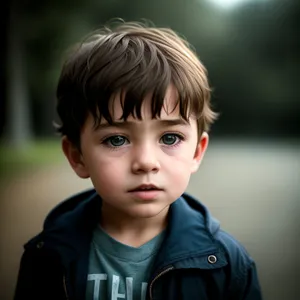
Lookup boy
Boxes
[14,21,263,300]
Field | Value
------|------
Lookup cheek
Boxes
[162,145,196,166]
[164,162,192,198]
[85,154,125,189]
[162,152,194,181]
[89,166,124,197]
[161,145,197,184]
[86,145,128,166]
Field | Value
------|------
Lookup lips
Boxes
[128,184,163,200]
[128,184,162,192]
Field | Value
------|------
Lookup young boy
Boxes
[14,21,263,300]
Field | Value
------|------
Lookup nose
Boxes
[131,143,161,174]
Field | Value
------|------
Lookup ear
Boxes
[191,132,209,173]
[61,136,90,179]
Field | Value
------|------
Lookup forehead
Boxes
[108,84,181,122]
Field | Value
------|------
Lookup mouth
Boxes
[128,184,162,192]
[128,184,163,200]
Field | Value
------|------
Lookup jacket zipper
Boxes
[63,275,69,300]
[149,266,174,300]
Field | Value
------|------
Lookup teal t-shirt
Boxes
[85,225,166,300]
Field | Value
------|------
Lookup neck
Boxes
[100,204,169,247]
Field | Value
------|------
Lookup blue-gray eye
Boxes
[160,134,178,145]
[108,136,126,147]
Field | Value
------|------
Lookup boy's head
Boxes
[55,21,217,149]
[56,21,218,219]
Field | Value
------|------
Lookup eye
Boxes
[160,134,183,145]
[104,135,128,147]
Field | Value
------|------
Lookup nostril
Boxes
[131,161,161,174]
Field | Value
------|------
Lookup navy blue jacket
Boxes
[14,189,263,300]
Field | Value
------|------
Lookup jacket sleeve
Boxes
[238,261,263,300]
[14,249,36,300]
[14,248,65,300]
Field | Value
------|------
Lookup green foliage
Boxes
[5,0,299,142]
[0,139,64,179]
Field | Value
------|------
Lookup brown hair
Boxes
[55,20,218,148]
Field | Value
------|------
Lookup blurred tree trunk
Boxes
[5,3,33,148]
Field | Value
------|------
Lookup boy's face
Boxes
[63,85,208,219]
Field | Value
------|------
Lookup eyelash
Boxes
[160,133,185,148]
[101,132,185,149]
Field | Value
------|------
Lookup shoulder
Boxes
[177,194,262,297]
[215,228,255,280]
[181,194,254,270]
[24,188,99,249]
[217,229,253,262]
[43,188,97,227]
[214,230,263,298]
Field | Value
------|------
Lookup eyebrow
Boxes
[94,119,190,131]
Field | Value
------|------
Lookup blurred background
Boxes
[0,0,299,299]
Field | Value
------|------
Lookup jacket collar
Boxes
[25,189,100,265]
[25,189,227,270]
[152,193,228,271]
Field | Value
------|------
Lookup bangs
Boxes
[56,23,216,147]
[80,33,206,127]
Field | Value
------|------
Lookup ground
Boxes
[0,139,299,300]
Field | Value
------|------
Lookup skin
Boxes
[62,85,208,247]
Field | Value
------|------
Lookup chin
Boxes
[128,204,170,219]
